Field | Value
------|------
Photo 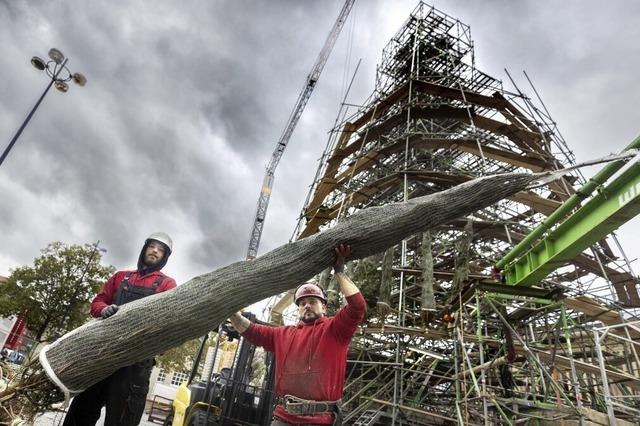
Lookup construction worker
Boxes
[62,232,177,426]
[229,243,367,426]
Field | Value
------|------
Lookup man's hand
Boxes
[101,304,119,319]
[228,312,251,334]
[334,243,352,274]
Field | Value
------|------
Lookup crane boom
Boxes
[246,0,356,259]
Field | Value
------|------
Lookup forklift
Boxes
[164,313,276,426]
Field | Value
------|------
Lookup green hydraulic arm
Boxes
[496,135,640,287]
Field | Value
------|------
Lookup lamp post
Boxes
[0,47,86,167]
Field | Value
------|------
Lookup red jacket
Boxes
[242,292,366,424]
[90,270,177,318]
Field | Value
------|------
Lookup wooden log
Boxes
[39,172,536,395]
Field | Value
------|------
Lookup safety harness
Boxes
[114,272,165,306]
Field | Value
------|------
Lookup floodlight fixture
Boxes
[55,80,69,93]
[0,47,87,167]
[31,56,46,70]
[72,72,87,87]
[33,47,87,89]
[48,47,65,64]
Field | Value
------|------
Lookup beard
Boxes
[144,253,162,267]
[300,310,323,323]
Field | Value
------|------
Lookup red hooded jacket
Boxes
[242,292,366,424]
[90,270,176,318]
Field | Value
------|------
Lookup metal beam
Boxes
[504,160,640,287]
[497,135,640,269]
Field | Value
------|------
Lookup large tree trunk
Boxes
[40,172,536,394]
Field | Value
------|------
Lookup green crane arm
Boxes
[499,135,640,287]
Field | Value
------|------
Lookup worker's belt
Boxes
[277,394,341,416]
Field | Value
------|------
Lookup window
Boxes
[157,369,167,382]
[171,371,189,386]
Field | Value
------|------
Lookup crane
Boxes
[246,0,357,260]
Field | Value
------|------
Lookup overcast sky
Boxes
[1,0,640,285]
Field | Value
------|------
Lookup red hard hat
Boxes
[294,282,327,306]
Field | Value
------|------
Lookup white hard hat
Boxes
[146,232,173,253]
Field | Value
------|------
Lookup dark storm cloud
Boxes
[1,0,639,284]
[457,0,640,154]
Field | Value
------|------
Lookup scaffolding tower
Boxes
[288,2,640,425]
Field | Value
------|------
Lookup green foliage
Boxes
[157,334,215,375]
[352,256,381,309]
[157,335,269,387]
[349,253,397,319]
[0,242,114,341]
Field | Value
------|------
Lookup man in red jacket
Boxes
[230,244,367,426]
[63,232,177,426]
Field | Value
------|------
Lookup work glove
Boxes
[334,243,352,273]
[100,304,119,319]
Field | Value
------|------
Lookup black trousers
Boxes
[62,360,154,426]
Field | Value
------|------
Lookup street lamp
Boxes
[0,47,87,167]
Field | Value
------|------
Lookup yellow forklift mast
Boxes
[166,312,276,426]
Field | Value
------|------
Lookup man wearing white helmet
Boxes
[62,232,177,426]
[230,244,367,426]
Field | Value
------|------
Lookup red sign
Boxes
[4,314,27,350]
